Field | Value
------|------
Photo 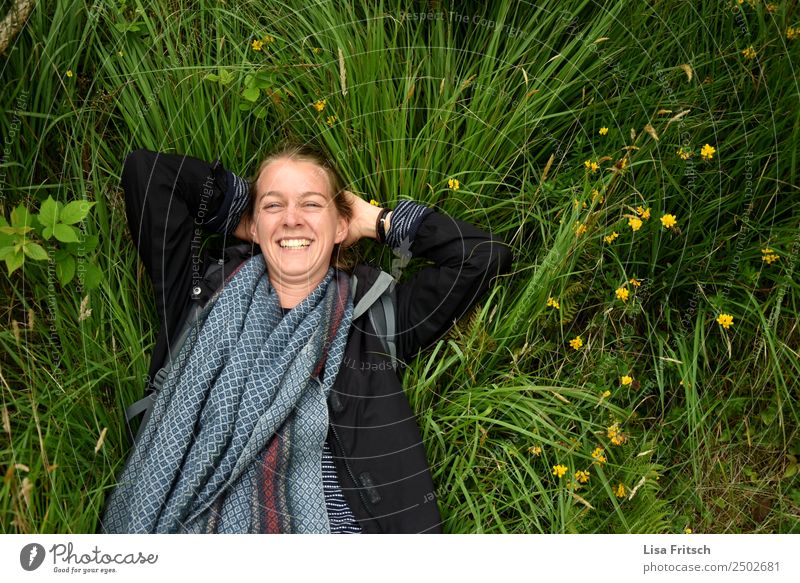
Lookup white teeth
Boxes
[279,239,311,248]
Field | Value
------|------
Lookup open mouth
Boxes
[278,238,312,249]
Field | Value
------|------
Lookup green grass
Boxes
[1,0,798,533]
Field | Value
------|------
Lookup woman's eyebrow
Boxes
[257,191,327,202]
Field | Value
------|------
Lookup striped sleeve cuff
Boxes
[384,200,432,250]
[205,161,250,235]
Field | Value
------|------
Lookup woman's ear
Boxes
[334,214,349,245]
[249,215,260,244]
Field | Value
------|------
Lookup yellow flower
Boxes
[603,231,619,244]
[601,390,611,398]
[569,336,583,350]
[676,147,692,160]
[684,527,693,534]
[448,178,460,191]
[575,470,591,483]
[313,99,326,112]
[635,206,651,220]
[575,222,587,236]
[591,189,604,204]
[529,445,542,456]
[716,313,734,329]
[251,39,263,51]
[765,4,777,15]
[546,297,560,310]
[616,157,629,171]
[117,50,124,57]
[591,447,607,464]
[628,217,643,232]
[787,27,800,41]
[312,47,322,54]
[742,46,757,60]
[552,464,568,478]
[615,287,629,302]
[369,199,380,207]
[584,160,600,173]
[599,127,609,136]
[66,69,74,78]
[761,248,779,264]
[607,422,626,445]
[660,213,677,229]
[629,277,641,287]
[326,115,337,127]
[620,375,633,386]
[700,143,716,160]
[614,483,626,498]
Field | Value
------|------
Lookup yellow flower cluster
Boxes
[635,206,651,220]
[369,199,380,207]
[66,69,74,78]
[547,297,560,310]
[660,213,678,229]
[614,483,626,498]
[569,335,583,350]
[615,286,629,302]
[552,464,568,478]
[599,127,609,136]
[620,375,633,386]
[761,247,779,264]
[601,390,611,398]
[448,178,460,191]
[629,277,641,287]
[716,313,734,329]
[251,34,275,52]
[326,115,337,127]
[676,147,692,160]
[591,447,607,464]
[313,99,326,112]
[584,159,600,173]
[700,143,716,160]
[604,231,619,244]
[575,222,588,236]
[575,470,591,483]
[742,46,757,60]
[788,27,800,41]
[591,189,604,204]
[607,422,626,446]
[628,217,643,232]
[529,445,542,456]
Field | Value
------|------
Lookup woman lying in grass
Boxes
[99,143,513,533]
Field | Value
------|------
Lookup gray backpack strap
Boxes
[125,301,202,447]
[351,270,398,369]
[352,270,395,320]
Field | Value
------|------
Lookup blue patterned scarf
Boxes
[100,253,353,533]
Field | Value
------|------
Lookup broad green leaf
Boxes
[0,246,15,260]
[53,223,79,243]
[219,69,234,85]
[204,73,220,82]
[253,105,267,119]
[242,87,260,102]
[23,242,49,261]
[42,226,54,240]
[65,234,99,254]
[5,250,24,274]
[56,254,76,285]
[11,204,37,229]
[60,200,96,224]
[39,196,59,227]
[83,263,103,289]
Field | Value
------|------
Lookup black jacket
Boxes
[119,149,514,533]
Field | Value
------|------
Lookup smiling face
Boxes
[249,157,349,292]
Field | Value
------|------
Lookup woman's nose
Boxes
[283,204,302,226]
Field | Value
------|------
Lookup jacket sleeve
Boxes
[392,209,514,363]
[121,148,249,329]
